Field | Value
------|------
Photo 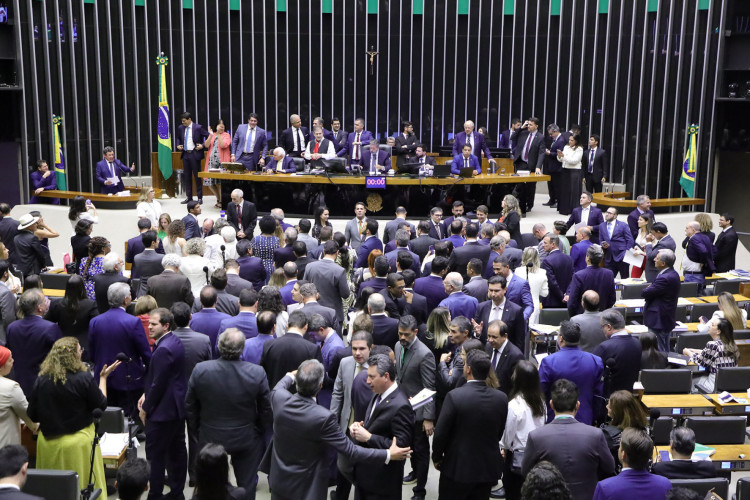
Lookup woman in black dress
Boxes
[499,195,523,247]
[70,220,93,269]
[311,206,332,241]
[45,275,99,357]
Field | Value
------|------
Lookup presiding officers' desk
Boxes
[654,445,750,472]
[640,394,717,417]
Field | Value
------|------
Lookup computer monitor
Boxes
[433,164,451,177]
[322,158,348,174]
[398,163,422,175]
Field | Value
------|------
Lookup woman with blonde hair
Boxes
[164,219,187,256]
[268,268,287,289]
[694,213,716,243]
[602,390,648,464]
[630,213,653,278]
[136,186,162,228]
[157,213,172,241]
[697,291,748,333]
[499,194,522,247]
[424,307,452,366]
[513,247,548,324]
[28,337,120,492]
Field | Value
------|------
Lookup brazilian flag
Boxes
[156,55,172,180]
[680,125,698,198]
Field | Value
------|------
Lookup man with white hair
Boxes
[439,272,479,320]
[146,253,194,308]
[265,147,297,173]
[93,251,130,313]
[203,218,230,269]
[451,120,493,160]
[271,208,293,231]
[226,188,257,240]
[682,221,716,295]
[220,226,239,260]
[279,114,310,158]
[274,227,298,268]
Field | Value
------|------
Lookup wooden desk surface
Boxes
[706,393,750,415]
[654,445,750,471]
[640,394,716,416]
[700,294,750,303]
[198,171,551,185]
[37,187,161,203]
[592,192,706,208]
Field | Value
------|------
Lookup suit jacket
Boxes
[395,338,436,421]
[354,387,415,498]
[172,327,212,381]
[92,271,129,313]
[566,206,605,243]
[383,218,416,244]
[226,200,258,239]
[451,153,481,175]
[409,235,438,263]
[142,332,186,422]
[650,459,718,479]
[505,273,534,321]
[95,158,130,194]
[358,276,387,297]
[486,341,524,395]
[451,241,492,282]
[474,299,526,351]
[439,292,478,322]
[452,131,493,159]
[599,219,635,264]
[593,469,672,500]
[541,250,573,308]
[385,248,421,275]
[0,284,16,345]
[433,381,507,484]
[225,272,254,297]
[0,217,19,265]
[570,240,593,272]
[6,316,62,395]
[133,249,164,297]
[714,227,738,273]
[684,232,717,274]
[186,358,272,453]
[262,375,387,500]
[463,276,489,302]
[29,169,58,204]
[427,221,446,240]
[219,312,258,341]
[523,417,616,500]
[182,214,200,240]
[237,255,266,290]
[345,217,368,251]
[331,129,348,149]
[330,355,366,431]
[593,333,642,397]
[413,275,448,311]
[584,147,609,182]
[539,347,604,425]
[13,230,50,277]
[511,129,545,170]
[126,234,164,278]
[301,301,340,334]
[189,308,232,357]
[543,133,567,174]
[371,314,400,348]
[273,245,296,269]
[303,259,350,323]
[146,270,195,309]
[261,332,322,389]
[88,307,152,392]
[360,149,393,174]
[571,311,607,353]
[337,130,375,161]
[176,122,209,159]
[566,266,617,316]
[265,155,297,173]
[392,133,418,166]
[642,234,677,282]
[628,208,655,240]
[641,268,681,332]
[355,236,383,269]
[231,124,268,167]
[279,126,310,155]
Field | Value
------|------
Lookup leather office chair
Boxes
[639,369,693,395]
[520,233,539,248]
[291,157,306,171]
[621,283,649,300]
[651,416,674,445]
[686,416,747,444]
[679,282,700,297]
[715,366,750,392]
[538,308,570,325]
[674,333,711,352]
[737,477,750,499]
[689,303,720,322]
[674,305,688,323]
[98,406,126,436]
[714,280,743,296]
[23,469,101,500]
[670,478,729,499]
[378,144,392,155]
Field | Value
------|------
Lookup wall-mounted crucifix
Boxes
[366,45,378,76]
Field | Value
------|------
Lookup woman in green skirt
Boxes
[28,337,120,492]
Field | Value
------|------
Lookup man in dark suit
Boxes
[357,255,388,297]
[452,120,494,161]
[273,228,298,269]
[189,287,232,358]
[383,207,416,244]
[570,227,594,273]
[642,249,681,352]
[565,244,616,316]
[413,256,449,311]
[93,253,130,312]
[186,327,272,498]
[450,223,492,281]
[433,350,508,500]
[473,276,526,352]
[599,207,635,279]
[88,283,151,418]
[499,119,522,149]
[522,379,615,500]
[583,134,608,194]
[279,113,310,158]
[491,255,535,322]
[126,219,165,278]
[594,309,641,397]
[330,117,348,150]
[463,259,489,302]
[311,116,336,143]
[0,445,45,500]
[565,191,605,244]
[484,320,524,395]
[682,221,716,294]
[6,289,62,396]
[385,231,421,274]
[0,204,19,266]
[236,239,266,290]
[627,195,655,240]
[225,188,257,240]
[261,359,410,500]
[715,213,738,273]
[367,294,400,347]
[264,147,297,173]
[337,118,374,165]
[224,259,254,297]
[360,140,393,175]
[261,310,323,389]
[393,121,418,167]
[643,222,676,282]
[484,236,522,279]
[542,124,566,207]
[146,253,194,309]
[651,427,718,480]
[203,269,239,316]
[139,308,188,500]
[230,112,268,171]
[510,117,545,214]
[355,220,383,269]
[350,354,415,500]
[427,207,446,240]
[410,221,439,263]
[13,215,50,277]
[541,234,574,308]
[176,112,209,203]
[133,231,164,297]
[298,282,340,332]
[181,200,201,240]
[303,240,351,325]
[95,146,134,194]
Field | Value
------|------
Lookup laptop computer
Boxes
[458,167,476,178]
[398,162,422,175]
[432,164,451,177]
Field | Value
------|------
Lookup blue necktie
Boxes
[589,150,595,173]
[184,126,190,151]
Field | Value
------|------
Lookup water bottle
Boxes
[220,210,226,219]
[304,162,310,174]
[500,164,506,176]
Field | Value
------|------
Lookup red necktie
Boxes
[237,203,242,221]
[314,141,320,154]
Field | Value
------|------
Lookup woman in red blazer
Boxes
[204,119,231,208]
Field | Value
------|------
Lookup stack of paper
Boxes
[99,433,129,457]
[625,324,649,334]
[529,324,559,334]
[410,389,436,409]
[673,321,688,332]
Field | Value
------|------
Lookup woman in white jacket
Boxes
[179,238,214,296]
[556,133,584,216]
[513,247,549,325]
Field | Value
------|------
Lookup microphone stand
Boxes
[81,409,103,500]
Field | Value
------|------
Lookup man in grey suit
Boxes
[644,222,676,282]
[260,359,411,500]
[383,206,416,244]
[0,260,17,344]
[186,328,272,499]
[303,240,351,325]
[133,231,164,298]
[522,378,615,500]
[146,253,194,308]
[409,221,439,263]
[296,219,318,255]
[395,316,436,500]
[345,202,368,252]
[463,258,489,302]
[570,290,606,353]
[224,259,254,297]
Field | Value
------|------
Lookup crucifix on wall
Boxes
[366,45,378,75]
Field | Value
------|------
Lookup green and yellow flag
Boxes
[156,54,172,180]
[680,124,698,198]
[52,115,67,190]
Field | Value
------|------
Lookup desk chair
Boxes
[675,333,711,352]
[538,308,570,326]
[715,367,750,392]
[670,478,729,499]
[714,280,743,296]
[734,329,750,340]
[689,303,720,322]
[639,369,693,395]
[736,477,750,499]
[652,416,674,445]
[685,416,747,444]
[622,283,649,299]
[23,469,101,500]
[675,305,688,323]
[679,282,700,297]
[292,157,306,171]
[520,233,538,249]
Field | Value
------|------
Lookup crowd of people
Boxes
[0,182,743,500]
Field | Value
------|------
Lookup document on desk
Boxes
[615,299,646,308]
[100,432,129,457]
[623,249,643,267]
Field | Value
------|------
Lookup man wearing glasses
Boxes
[428,207,445,240]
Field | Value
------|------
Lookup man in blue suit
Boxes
[438,272,479,320]
[355,220,383,269]
[451,144,481,176]
[88,282,151,418]
[230,112,268,171]
[510,117,546,214]
[472,276,526,350]
[598,207,634,279]
[237,240,267,290]
[385,230,421,274]
[491,254,534,321]
[570,227,594,273]
[641,249,681,352]
[566,244,616,316]
[219,289,258,342]
[279,114,310,158]
[95,146,134,194]
[413,256,449,311]
[627,195,655,240]
[264,147,297,173]
[126,219,165,278]
[593,428,672,500]
[565,192,605,243]
[181,200,202,240]
[451,120,494,161]
[176,112,209,203]
[541,234,573,308]
[140,308,188,500]
[643,222,676,282]
[337,118,374,165]
[538,321,604,425]
[360,140,392,175]
[498,118,521,150]
[541,124,566,208]
[682,221,716,294]
[190,287,232,357]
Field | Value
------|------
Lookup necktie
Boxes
[359,219,366,234]
[369,394,382,422]
[237,204,243,230]
[400,346,408,366]
[354,132,361,160]
[109,161,114,177]
[371,155,376,174]
[464,158,469,169]
[491,305,502,323]
[184,126,190,151]
[468,133,473,150]
[589,150,595,173]
[435,223,441,239]
[314,141,320,154]
[420,157,424,164]
[244,127,253,153]
[523,133,534,162]
[608,222,614,238]
[491,349,499,369]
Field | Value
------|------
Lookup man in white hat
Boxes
[14,213,50,277]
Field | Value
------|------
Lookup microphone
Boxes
[649,408,661,428]
[203,265,210,285]
[92,408,103,422]
[115,352,132,363]
[220,245,226,265]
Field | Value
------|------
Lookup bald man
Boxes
[279,114,310,158]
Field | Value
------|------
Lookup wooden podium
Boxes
[151,152,202,199]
